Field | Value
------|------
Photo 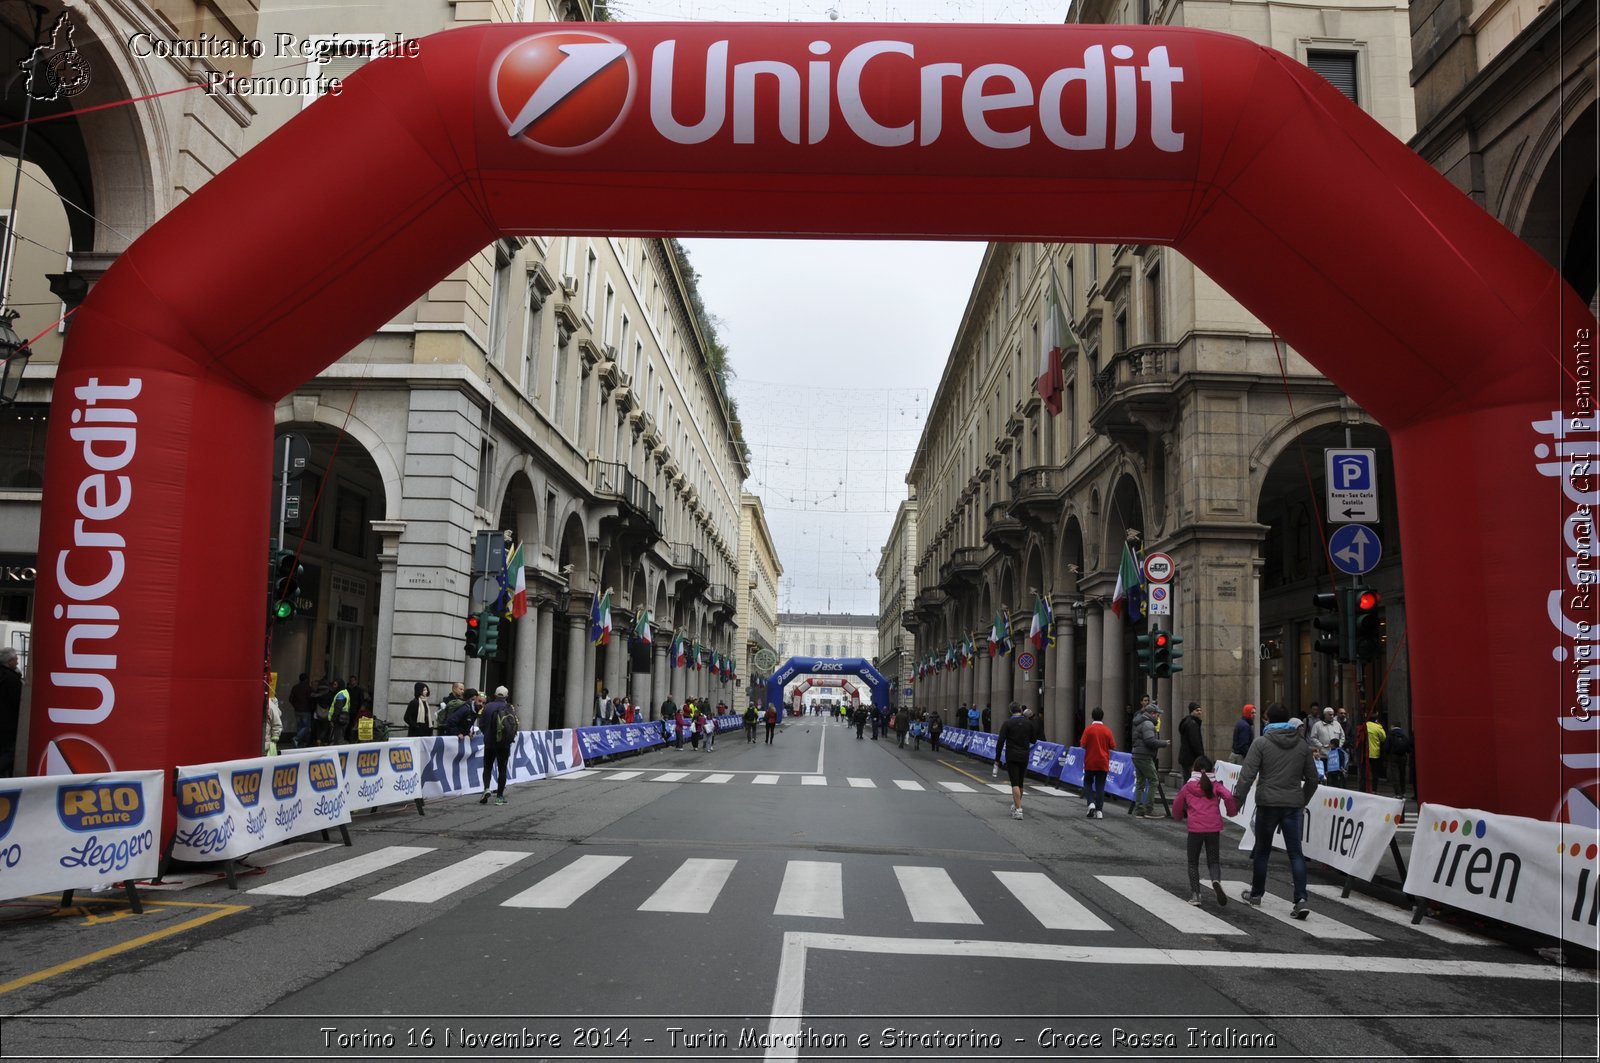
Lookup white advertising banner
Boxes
[336,740,427,813]
[172,748,352,863]
[418,729,586,799]
[1403,803,1600,950]
[0,770,164,902]
[1212,762,1403,881]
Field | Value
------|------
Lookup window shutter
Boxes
[1307,51,1358,103]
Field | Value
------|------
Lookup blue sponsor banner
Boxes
[967,732,999,760]
[1106,751,1138,800]
[418,729,583,799]
[1058,746,1085,788]
[576,723,666,762]
[1027,742,1066,778]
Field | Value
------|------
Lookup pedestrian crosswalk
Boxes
[598,767,1061,796]
[251,843,1499,950]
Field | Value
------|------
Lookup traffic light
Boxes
[1312,590,1343,660]
[1353,587,1382,660]
[272,550,302,621]
[1135,629,1159,676]
[1156,631,1184,677]
[465,613,481,656]
[480,614,501,658]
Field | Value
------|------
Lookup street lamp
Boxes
[1071,599,1087,627]
[0,310,30,406]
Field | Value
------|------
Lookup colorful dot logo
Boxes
[1557,840,1600,861]
[1431,817,1487,838]
[492,32,635,155]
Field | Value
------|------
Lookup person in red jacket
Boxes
[1078,706,1116,819]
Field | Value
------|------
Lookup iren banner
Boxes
[0,769,163,902]
[172,748,351,862]
[1404,803,1600,950]
[1228,773,1404,882]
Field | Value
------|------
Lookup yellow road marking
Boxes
[0,900,248,996]
[939,759,992,785]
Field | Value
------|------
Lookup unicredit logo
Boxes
[493,31,636,154]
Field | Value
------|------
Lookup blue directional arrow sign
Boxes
[1329,524,1381,576]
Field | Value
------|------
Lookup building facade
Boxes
[0,0,753,761]
[737,492,783,701]
[906,0,1421,759]
[777,613,880,664]
[875,498,918,709]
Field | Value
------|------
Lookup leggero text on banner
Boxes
[172,748,351,862]
[0,769,164,902]
[1403,803,1600,950]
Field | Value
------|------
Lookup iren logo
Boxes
[493,31,635,154]
[1430,817,1520,903]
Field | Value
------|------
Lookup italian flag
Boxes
[1030,594,1054,649]
[591,590,612,646]
[634,609,652,644]
[990,610,1012,657]
[1110,544,1145,620]
[505,542,527,620]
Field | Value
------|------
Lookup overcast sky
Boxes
[652,0,1070,615]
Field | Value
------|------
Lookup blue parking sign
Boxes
[1325,448,1379,522]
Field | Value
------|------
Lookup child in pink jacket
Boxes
[1171,755,1239,906]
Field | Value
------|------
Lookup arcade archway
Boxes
[26,23,1596,822]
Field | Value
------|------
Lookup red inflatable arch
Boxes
[27,23,1597,823]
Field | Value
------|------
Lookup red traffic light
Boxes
[467,615,480,628]
[1154,632,1169,648]
[1356,590,1380,612]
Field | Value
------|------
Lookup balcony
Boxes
[1091,343,1179,452]
[939,546,984,591]
[708,583,737,619]
[671,541,710,594]
[911,587,949,624]
[983,499,1026,555]
[1008,465,1065,529]
[590,460,662,547]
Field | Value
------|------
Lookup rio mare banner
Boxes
[1404,803,1600,950]
[337,740,426,813]
[1214,760,1404,882]
[0,769,163,902]
[172,748,351,862]
[418,729,584,798]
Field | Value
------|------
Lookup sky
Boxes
[634,0,1072,615]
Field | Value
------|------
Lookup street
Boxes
[1,720,1594,1061]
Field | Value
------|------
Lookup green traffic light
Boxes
[273,599,294,620]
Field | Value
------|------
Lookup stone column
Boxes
[1052,613,1077,745]
[631,637,652,716]
[989,648,1012,721]
[533,601,555,730]
[512,602,539,730]
[369,520,405,719]
[604,620,628,702]
[650,640,669,718]
[671,641,687,703]
[564,612,588,730]
[1016,645,1042,717]
[582,622,599,723]
[1101,608,1127,744]
[974,651,991,727]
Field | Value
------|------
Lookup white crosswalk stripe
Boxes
[987,783,1013,794]
[940,781,977,793]
[502,854,630,909]
[1096,875,1245,935]
[606,770,644,780]
[775,860,843,918]
[895,866,981,924]
[893,780,925,791]
[249,845,434,897]
[651,771,690,782]
[639,858,737,913]
[1306,885,1487,944]
[699,773,734,784]
[753,774,780,785]
[994,870,1113,931]
[847,778,876,788]
[371,850,533,903]
[1226,881,1378,940]
[801,776,827,786]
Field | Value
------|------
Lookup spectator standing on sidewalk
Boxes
[1233,702,1320,918]
[1232,704,1255,762]
[1177,701,1206,778]
[1131,700,1168,817]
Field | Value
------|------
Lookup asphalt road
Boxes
[1,718,1595,1062]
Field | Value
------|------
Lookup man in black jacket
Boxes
[994,702,1037,820]
[1234,702,1320,918]
[479,686,518,806]
[1177,701,1206,778]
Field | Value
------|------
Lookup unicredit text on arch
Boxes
[648,39,1186,151]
